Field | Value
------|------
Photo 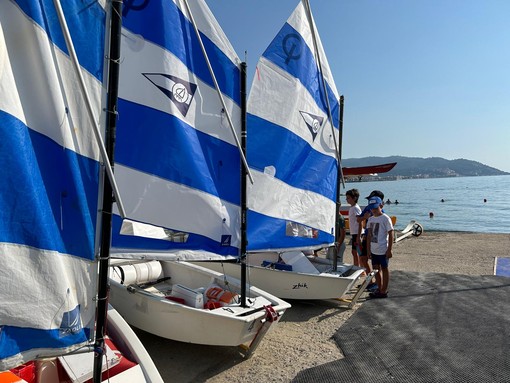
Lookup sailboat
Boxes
[0,1,162,382]
[194,0,366,300]
[106,0,290,351]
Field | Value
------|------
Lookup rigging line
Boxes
[302,0,340,164]
[182,0,254,184]
[52,0,126,218]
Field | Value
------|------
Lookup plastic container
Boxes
[170,284,204,308]
[9,361,34,383]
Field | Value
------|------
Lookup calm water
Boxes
[343,175,510,234]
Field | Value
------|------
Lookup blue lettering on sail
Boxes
[59,305,82,337]
[143,73,197,116]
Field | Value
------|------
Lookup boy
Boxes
[356,190,385,290]
[365,196,394,298]
[345,189,362,268]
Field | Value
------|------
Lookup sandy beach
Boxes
[136,231,510,383]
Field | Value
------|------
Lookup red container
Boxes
[10,361,35,383]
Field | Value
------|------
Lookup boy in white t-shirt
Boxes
[345,189,362,268]
[366,196,394,298]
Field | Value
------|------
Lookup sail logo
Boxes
[122,0,150,17]
[299,111,324,141]
[59,305,83,337]
[221,235,232,246]
[282,33,303,64]
[143,73,197,117]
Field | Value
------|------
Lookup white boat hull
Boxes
[193,252,365,300]
[106,306,163,382]
[109,260,290,347]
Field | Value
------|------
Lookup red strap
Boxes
[264,305,278,323]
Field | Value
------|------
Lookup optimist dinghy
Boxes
[107,0,290,353]
[194,0,365,300]
[0,1,161,381]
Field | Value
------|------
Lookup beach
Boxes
[136,231,510,383]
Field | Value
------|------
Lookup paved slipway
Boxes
[135,232,510,383]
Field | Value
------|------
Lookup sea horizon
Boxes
[342,175,510,234]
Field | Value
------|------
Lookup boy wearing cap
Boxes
[356,190,385,290]
[366,196,394,298]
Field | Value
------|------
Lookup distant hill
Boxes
[342,156,509,179]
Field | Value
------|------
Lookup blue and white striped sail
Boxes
[0,1,106,369]
[247,1,341,252]
[111,0,242,260]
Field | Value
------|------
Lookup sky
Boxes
[206,0,510,172]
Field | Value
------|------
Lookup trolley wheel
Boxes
[412,223,423,237]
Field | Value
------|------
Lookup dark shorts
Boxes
[351,234,358,250]
[359,237,368,257]
[371,253,389,268]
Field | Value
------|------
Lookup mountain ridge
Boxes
[342,156,509,179]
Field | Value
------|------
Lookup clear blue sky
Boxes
[206,0,510,172]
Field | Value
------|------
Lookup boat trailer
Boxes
[394,220,423,243]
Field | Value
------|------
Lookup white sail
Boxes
[247,1,341,252]
[111,0,243,260]
[0,0,105,369]
[106,0,291,351]
[192,1,365,302]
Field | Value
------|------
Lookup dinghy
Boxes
[194,0,365,300]
[107,0,290,352]
[0,1,161,381]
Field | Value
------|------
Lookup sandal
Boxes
[369,291,388,299]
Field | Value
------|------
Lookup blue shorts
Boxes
[371,253,389,268]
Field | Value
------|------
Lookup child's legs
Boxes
[372,263,382,288]
[380,267,389,293]
[359,255,371,274]
[351,249,360,267]
[350,235,360,267]
[371,253,389,293]
[359,238,370,274]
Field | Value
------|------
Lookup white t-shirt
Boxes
[348,204,361,235]
[366,213,394,255]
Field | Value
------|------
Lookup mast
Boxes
[93,1,123,382]
[332,95,344,271]
[338,96,345,188]
[240,61,248,307]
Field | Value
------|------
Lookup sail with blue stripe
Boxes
[247,1,341,252]
[111,0,242,260]
[0,0,106,368]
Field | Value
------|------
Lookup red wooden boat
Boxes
[342,162,397,176]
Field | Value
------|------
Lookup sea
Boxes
[342,175,510,234]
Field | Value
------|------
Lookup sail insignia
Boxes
[143,73,197,117]
[299,110,324,141]
[59,305,83,337]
